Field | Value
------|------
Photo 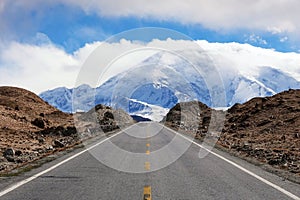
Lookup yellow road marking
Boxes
[143,186,152,200]
[146,143,150,147]
[144,162,150,170]
[146,150,150,155]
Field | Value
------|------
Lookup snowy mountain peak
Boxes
[40,49,300,121]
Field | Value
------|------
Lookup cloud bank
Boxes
[62,0,298,33]
[1,0,300,36]
[0,39,300,94]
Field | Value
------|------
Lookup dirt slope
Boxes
[0,86,134,174]
[220,89,300,175]
[0,86,76,172]
[164,89,300,177]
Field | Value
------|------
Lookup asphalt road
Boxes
[0,122,299,200]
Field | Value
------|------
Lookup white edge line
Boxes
[162,125,300,200]
[0,124,135,197]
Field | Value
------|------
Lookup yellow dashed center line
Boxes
[144,162,151,170]
[144,126,152,199]
[143,186,152,200]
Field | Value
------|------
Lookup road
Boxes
[0,122,299,200]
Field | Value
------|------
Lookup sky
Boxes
[0,0,300,94]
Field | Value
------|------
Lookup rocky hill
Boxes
[0,86,77,173]
[164,89,300,178]
[164,101,214,134]
[0,86,134,174]
[77,104,135,134]
[221,89,300,176]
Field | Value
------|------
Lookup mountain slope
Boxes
[220,89,300,176]
[0,86,75,172]
[40,50,300,121]
[0,86,134,174]
[256,66,300,93]
[164,89,300,177]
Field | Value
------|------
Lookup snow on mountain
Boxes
[229,76,274,105]
[129,99,169,121]
[40,87,73,113]
[40,44,300,121]
[130,83,178,108]
[255,66,300,93]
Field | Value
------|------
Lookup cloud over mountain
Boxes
[1,39,300,94]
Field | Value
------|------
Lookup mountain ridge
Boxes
[40,50,300,121]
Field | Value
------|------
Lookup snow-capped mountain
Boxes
[40,50,300,121]
[40,86,72,112]
[256,66,300,93]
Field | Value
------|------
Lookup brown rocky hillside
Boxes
[164,89,300,178]
[76,104,135,134]
[0,86,134,174]
[0,86,76,173]
[164,101,214,135]
[220,89,300,176]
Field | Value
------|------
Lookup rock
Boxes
[0,164,6,171]
[202,116,210,125]
[3,147,15,157]
[36,148,46,154]
[15,150,22,156]
[0,156,6,162]
[38,126,76,136]
[257,119,272,127]
[53,140,65,148]
[62,126,77,136]
[15,105,20,111]
[31,118,45,129]
[46,145,54,151]
[15,158,23,163]
[5,156,15,162]
[95,104,105,110]
[104,111,114,119]
[38,137,45,144]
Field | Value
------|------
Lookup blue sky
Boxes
[0,1,299,53]
[1,0,300,93]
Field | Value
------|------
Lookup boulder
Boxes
[3,147,15,157]
[31,118,45,129]
[53,140,65,148]
[104,111,114,119]
[15,150,22,156]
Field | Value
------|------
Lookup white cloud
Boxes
[0,39,156,94]
[245,34,267,45]
[33,32,52,45]
[2,0,300,36]
[280,36,288,43]
[0,42,80,94]
[61,0,300,34]
[1,39,300,95]
[196,40,300,80]
[268,26,284,35]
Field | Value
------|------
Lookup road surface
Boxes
[0,122,299,200]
